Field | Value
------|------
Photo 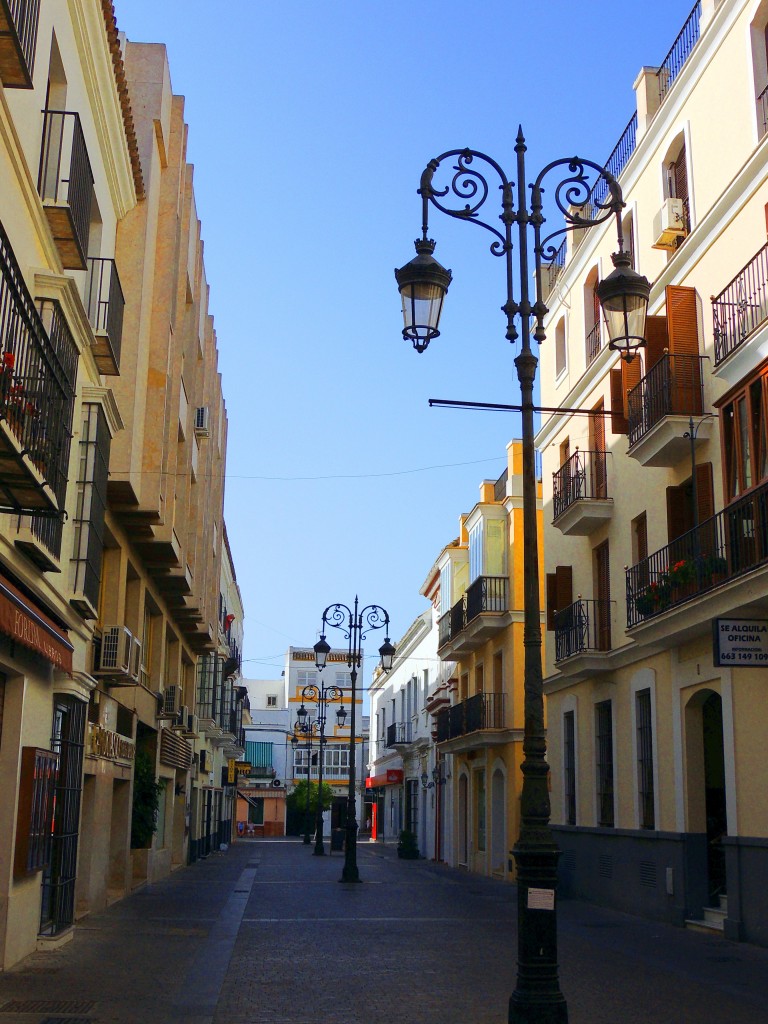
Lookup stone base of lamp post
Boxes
[340,815,360,883]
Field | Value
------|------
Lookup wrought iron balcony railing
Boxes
[435,692,506,742]
[627,352,704,447]
[0,0,41,87]
[38,110,94,270]
[657,1,701,103]
[554,599,612,661]
[0,221,77,513]
[465,574,507,621]
[85,257,124,375]
[553,449,609,520]
[759,84,768,141]
[386,721,412,747]
[585,321,602,366]
[626,477,768,627]
[712,242,768,365]
[589,113,638,212]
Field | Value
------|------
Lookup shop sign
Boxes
[88,723,135,762]
[713,618,768,666]
[0,577,73,671]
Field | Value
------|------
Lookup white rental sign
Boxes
[713,619,768,666]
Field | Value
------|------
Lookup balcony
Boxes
[554,599,613,674]
[627,352,708,467]
[759,85,768,142]
[656,2,701,104]
[0,0,40,88]
[435,692,508,751]
[585,322,602,367]
[386,721,412,749]
[85,258,124,375]
[552,449,613,536]
[0,224,77,513]
[437,576,510,657]
[14,512,63,572]
[626,477,768,635]
[712,243,768,384]
[38,110,94,270]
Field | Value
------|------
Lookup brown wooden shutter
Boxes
[546,566,573,630]
[610,369,629,434]
[621,357,642,415]
[595,542,611,650]
[696,462,714,523]
[645,314,669,370]
[667,284,701,417]
[673,147,688,204]
[666,485,689,544]
[591,402,607,498]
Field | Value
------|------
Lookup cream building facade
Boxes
[0,5,244,970]
[538,0,768,945]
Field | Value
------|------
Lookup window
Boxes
[664,137,690,241]
[475,770,486,852]
[749,9,768,138]
[14,747,58,876]
[595,700,614,827]
[584,266,601,365]
[636,689,655,829]
[563,711,576,826]
[439,563,451,616]
[631,512,648,565]
[555,316,566,376]
[469,521,484,582]
[721,371,768,501]
[594,541,611,651]
[546,565,572,632]
[297,670,317,689]
[266,694,277,708]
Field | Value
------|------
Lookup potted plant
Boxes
[667,558,696,587]
[397,829,419,859]
[635,578,672,617]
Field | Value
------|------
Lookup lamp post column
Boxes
[304,734,313,845]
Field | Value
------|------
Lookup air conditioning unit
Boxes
[183,713,200,738]
[194,406,210,437]
[157,684,179,718]
[271,778,282,788]
[652,197,686,250]
[96,626,138,682]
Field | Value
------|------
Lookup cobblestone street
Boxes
[1,839,767,1024]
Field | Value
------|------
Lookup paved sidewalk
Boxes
[0,838,767,1024]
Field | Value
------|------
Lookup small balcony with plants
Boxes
[552,449,613,536]
[435,691,508,752]
[436,575,510,658]
[0,0,40,88]
[627,351,709,467]
[626,478,768,639]
[712,242,768,387]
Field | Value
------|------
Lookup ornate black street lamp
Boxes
[397,132,651,1024]
[314,598,395,883]
[291,718,322,845]
[295,685,347,855]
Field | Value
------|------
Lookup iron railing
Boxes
[626,477,768,627]
[438,609,451,649]
[543,237,567,297]
[1,0,41,86]
[38,110,94,264]
[466,575,507,621]
[553,449,609,520]
[627,352,704,447]
[494,467,508,502]
[585,321,601,366]
[712,242,768,365]
[554,599,612,661]
[85,257,124,369]
[590,113,638,211]
[0,221,77,510]
[759,84,768,140]
[386,722,412,747]
[435,692,506,742]
[657,2,701,103]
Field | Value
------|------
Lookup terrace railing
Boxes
[712,242,768,365]
[553,449,608,520]
[627,352,704,447]
[554,599,612,661]
[657,2,701,103]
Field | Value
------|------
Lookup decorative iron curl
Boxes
[358,603,390,640]
[320,603,351,639]
[420,148,513,255]
[300,683,344,707]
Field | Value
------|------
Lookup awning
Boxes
[365,769,403,788]
[0,574,73,671]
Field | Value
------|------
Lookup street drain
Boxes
[1,1000,95,1013]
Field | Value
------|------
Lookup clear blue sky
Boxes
[117,0,694,684]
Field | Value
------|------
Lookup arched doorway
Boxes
[491,767,506,877]
[458,774,468,867]
[685,689,727,904]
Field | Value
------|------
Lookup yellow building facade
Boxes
[433,440,543,879]
[538,0,768,945]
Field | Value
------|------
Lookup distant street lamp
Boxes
[295,685,347,855]
[314,598,395,883]
[397,132,650,1024]
[291,718,321,845]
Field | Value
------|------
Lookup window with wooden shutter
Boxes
[645,315,669,371]
[610,369,628,434]
[666,285,702,417]
[590,401,607,498]
[546,565,572,631]
[594,541,611,651]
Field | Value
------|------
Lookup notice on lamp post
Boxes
[527,887,556,911]
[713,618,768,666]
